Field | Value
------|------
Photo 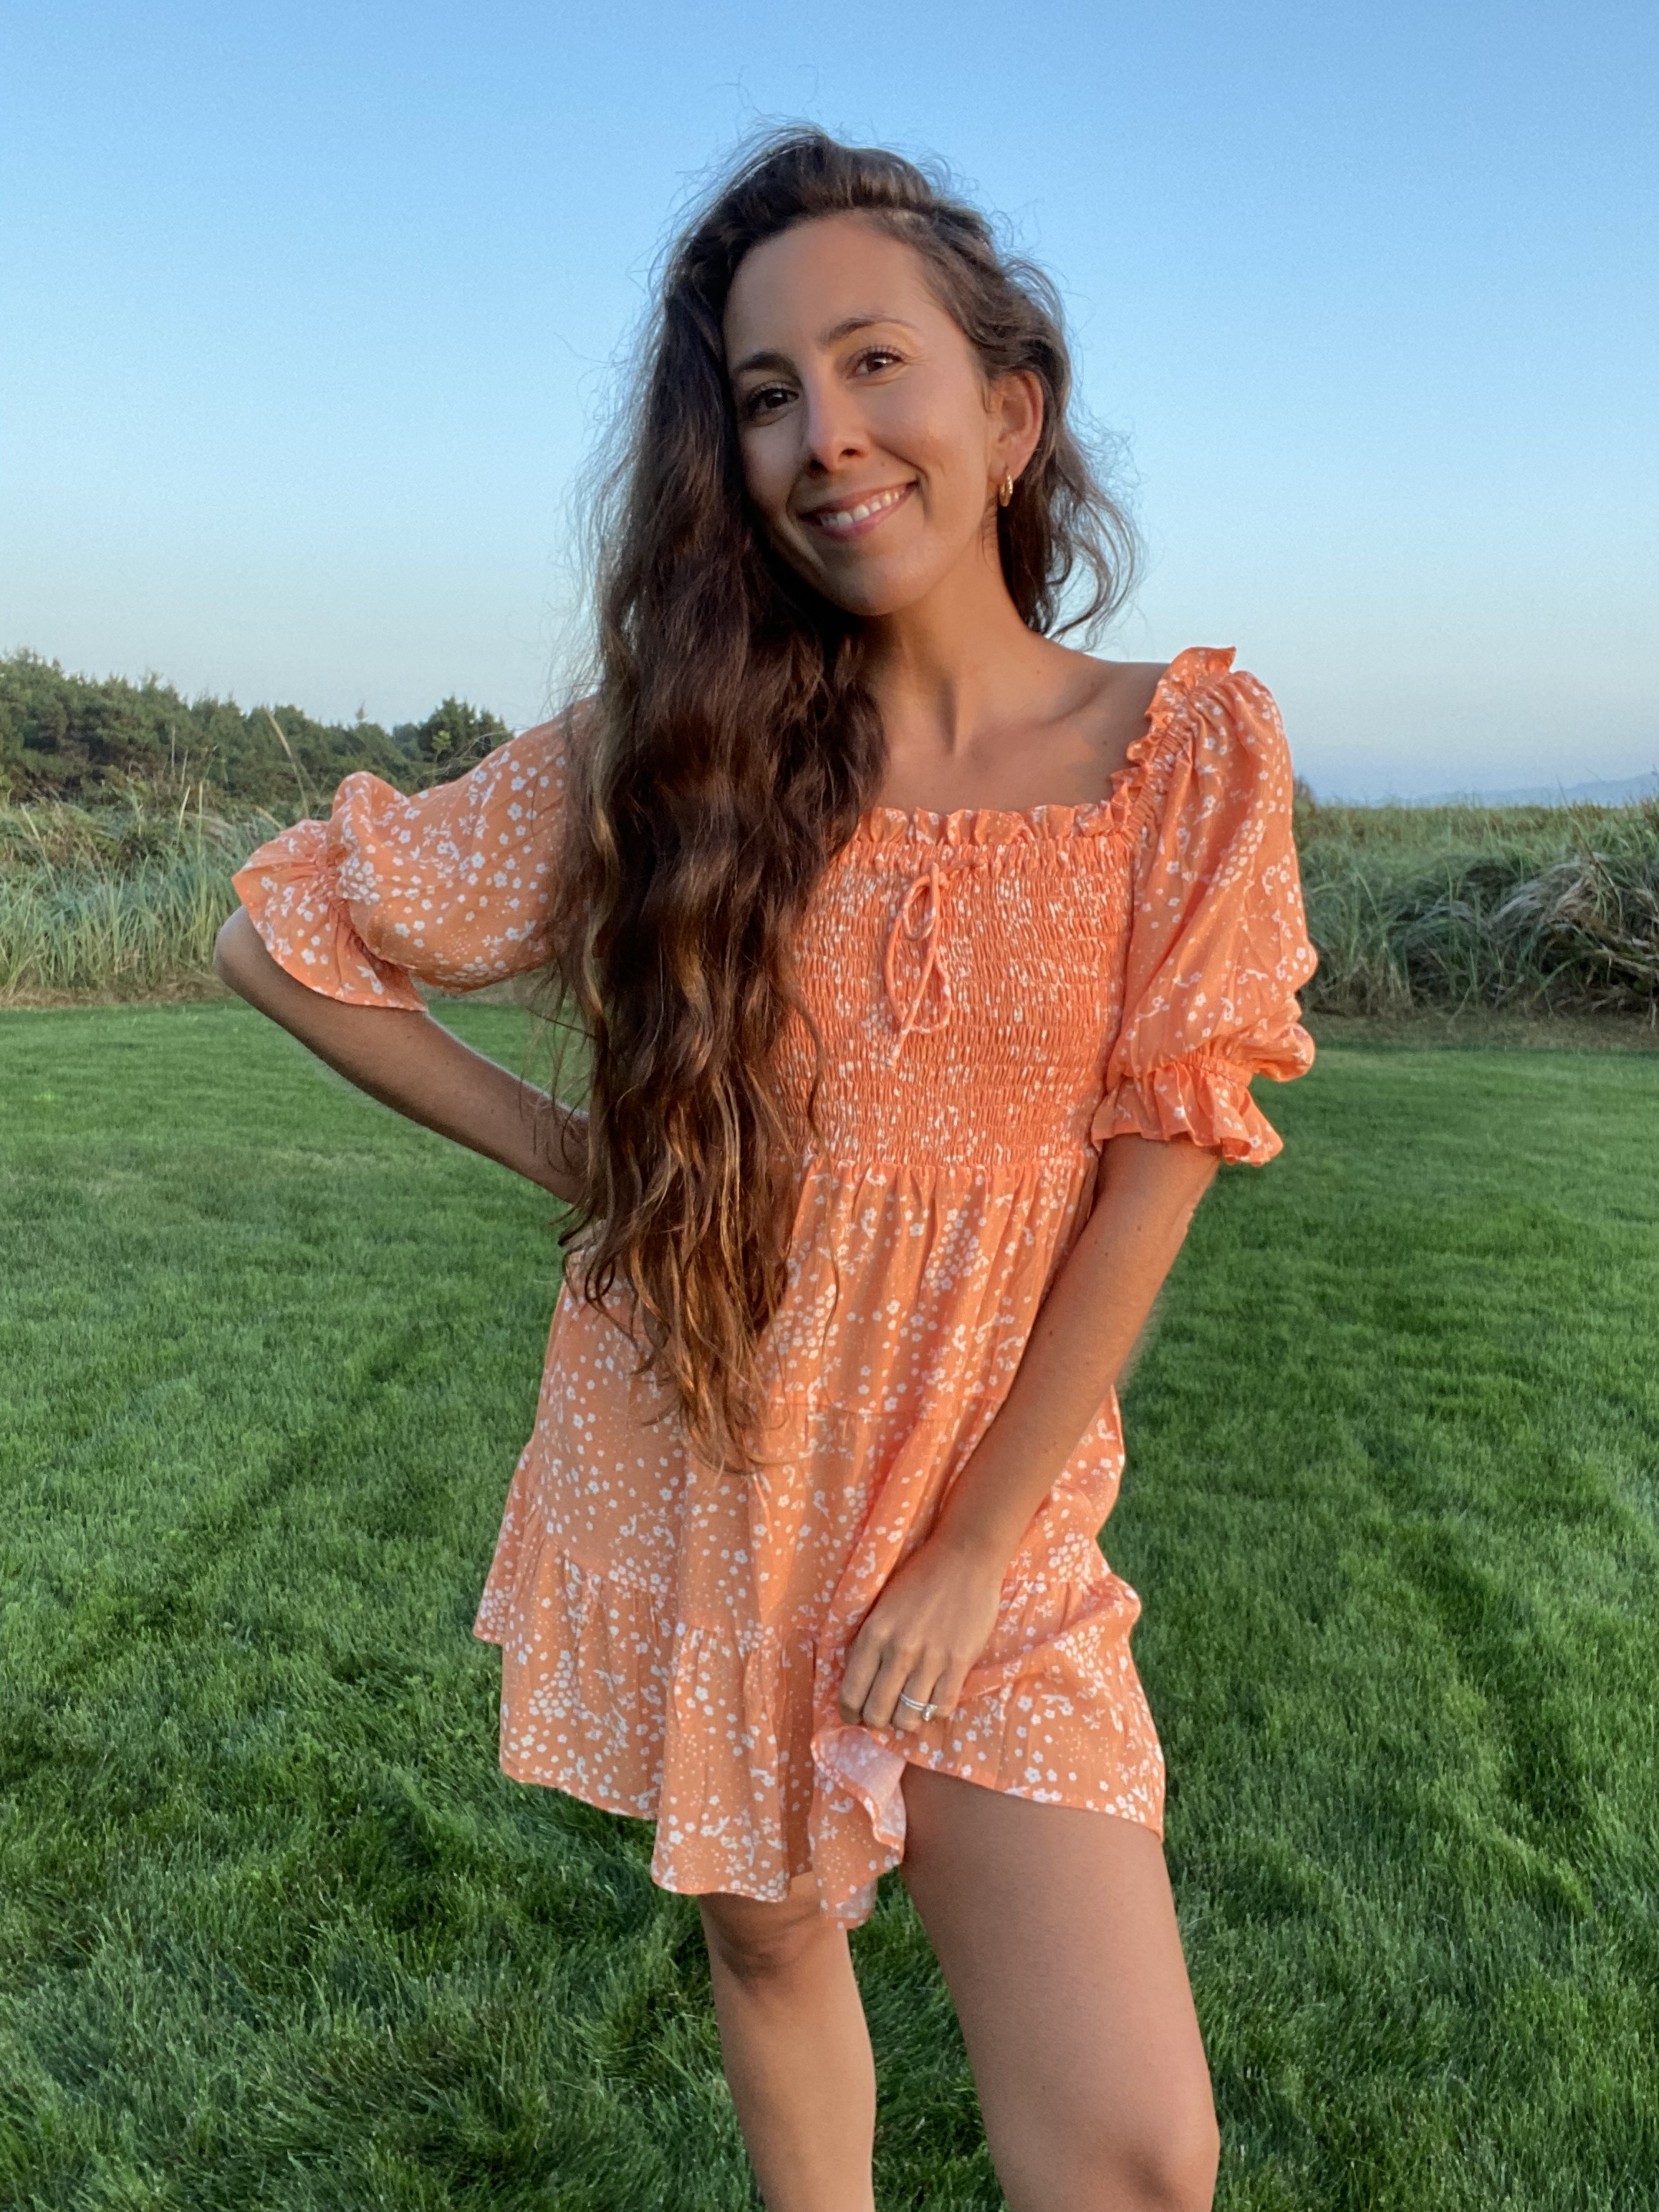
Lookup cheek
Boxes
[739,432,793,521]
[877,388,989,510]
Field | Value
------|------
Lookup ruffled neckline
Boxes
[850,645,1236,847]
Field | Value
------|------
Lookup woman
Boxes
[217,129,1316,2212]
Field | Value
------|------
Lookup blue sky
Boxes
[4,0,1654,798]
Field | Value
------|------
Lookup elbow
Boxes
[213,911,242,991]
[213,907,262,1000]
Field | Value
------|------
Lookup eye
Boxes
[852,346,905,376]
[740,382,795,421]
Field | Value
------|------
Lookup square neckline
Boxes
[850,646,1229,841]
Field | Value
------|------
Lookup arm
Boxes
[214,906,587,1203]
[839,1132,1218,1733]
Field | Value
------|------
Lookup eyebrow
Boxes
[728,313,919,380]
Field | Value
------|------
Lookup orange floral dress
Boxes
[234,645,1317,1927]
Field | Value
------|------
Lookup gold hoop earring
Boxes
[997,472,1015,509]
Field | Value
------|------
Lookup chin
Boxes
[803,552,943,622]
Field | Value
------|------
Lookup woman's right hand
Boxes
[214,907,587,1203]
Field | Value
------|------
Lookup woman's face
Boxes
[722,213,1038,619]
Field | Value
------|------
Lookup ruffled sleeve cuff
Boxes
[231,817,426,1011]
[1090,1050,1289,1166]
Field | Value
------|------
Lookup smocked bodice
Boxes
[779,804,1135,1168]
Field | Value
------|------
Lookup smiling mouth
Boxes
[802,483,915,541]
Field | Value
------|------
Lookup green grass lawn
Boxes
[2,1003,1656,2211]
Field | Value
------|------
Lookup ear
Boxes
[989,367,1044,485]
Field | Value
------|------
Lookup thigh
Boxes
[899,1766,1217,2210]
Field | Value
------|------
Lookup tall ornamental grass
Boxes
[2,784,1657,1015]
[1297,799,1659,1019]
[0,789,282,998]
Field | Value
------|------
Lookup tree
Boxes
[0,650,513,809]
[393,698,513,783]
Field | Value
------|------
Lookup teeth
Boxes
[815,486,907,528]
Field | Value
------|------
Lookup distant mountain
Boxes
[1402,770,1659,809]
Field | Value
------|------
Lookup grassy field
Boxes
[2,1003,1657,2209]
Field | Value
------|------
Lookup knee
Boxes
[1112,2099,1220,2212]
[1024,2093,1218,2212]
[698,1887,834,1986]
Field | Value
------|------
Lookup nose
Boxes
[797,372,869,474]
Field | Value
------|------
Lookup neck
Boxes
[861,527,1047,756]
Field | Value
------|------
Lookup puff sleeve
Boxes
[1091,662,1317,1165]
[231,720,569,1009]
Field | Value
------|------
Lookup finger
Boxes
[930,1660,972,1720]
[891,1663,945,1735]
[860,1648,923,1733]
[873,1653,942,1735]
[838,1628,884,1723]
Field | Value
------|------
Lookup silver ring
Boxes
[895,1692,937,1721]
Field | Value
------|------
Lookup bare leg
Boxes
[900,1767,1218,2212]
[698,1872,877,2212]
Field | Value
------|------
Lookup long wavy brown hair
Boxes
[543,126,1138,1472]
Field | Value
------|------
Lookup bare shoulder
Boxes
[1086,656,1171,716]
[1055,652,1172,774]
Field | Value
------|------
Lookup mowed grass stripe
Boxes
[1,1003,1655,2210]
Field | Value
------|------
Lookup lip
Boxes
[798,481,915,542]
